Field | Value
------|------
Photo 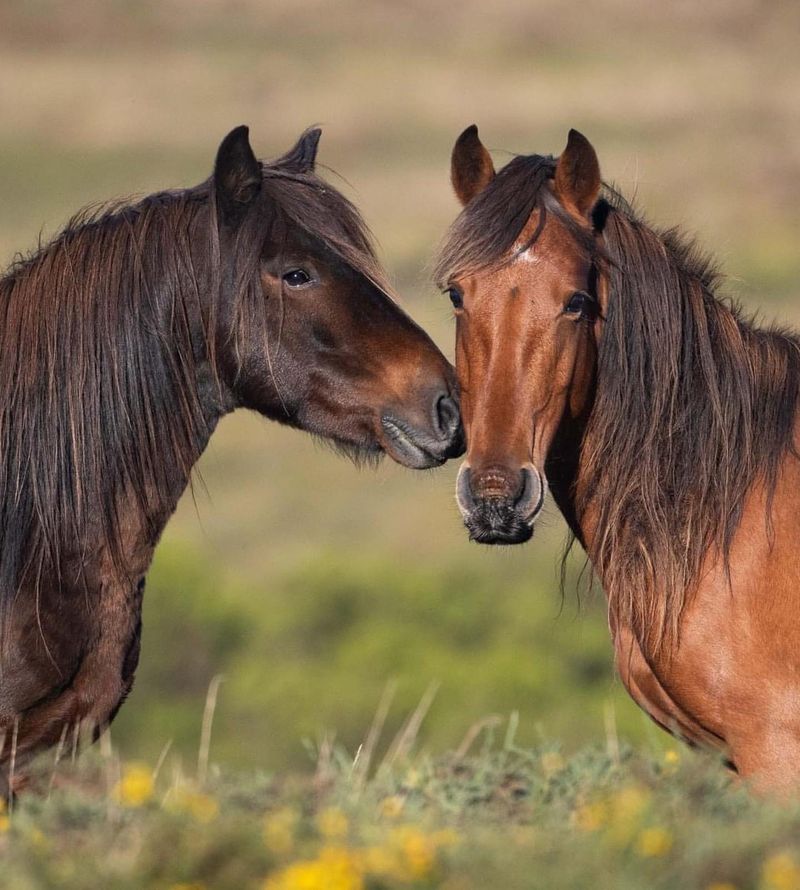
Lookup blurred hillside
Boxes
[0,0,798,770]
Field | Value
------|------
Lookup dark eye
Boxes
[283,269,312,287]
[447,286,464,310]
[564,291,597,318]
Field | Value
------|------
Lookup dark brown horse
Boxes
[0,125,463,795]
[437,125,800,792]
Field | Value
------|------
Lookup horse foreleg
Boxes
[0,578,143,794]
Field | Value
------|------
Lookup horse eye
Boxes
[447,286,464,310]
[564,291,593,316]
[283,269,312,287]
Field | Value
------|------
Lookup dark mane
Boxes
[435,156,800,650]
[0,149,386,649]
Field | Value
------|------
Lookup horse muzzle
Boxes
[456,463,545,544]
[380,390,465,469]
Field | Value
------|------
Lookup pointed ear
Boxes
[275,127,322,174]
[554,129,601,219]
[451,124,495,206]
[214,125,261,223]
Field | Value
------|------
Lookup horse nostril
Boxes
[514,467,544,518]
[434,394,461,439]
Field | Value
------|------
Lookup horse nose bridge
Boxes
[463,327,533,456]
[465,374,535,469]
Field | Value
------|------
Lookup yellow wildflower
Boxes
[390,826,438,879]
[166,788,219,824]
[762,852,800,890]
[605,785,650,846]
[636,826,673,858]
[113,763,154,808]
[403,767,420,789]
[317,806,349,840]
[614,785,649,821]
[264,845,363,890]
[0,814,8,834]
[364,827,456,882]
[362,845,405,881]
[573,799,609,832]
[378,795,405,820]
[263,808,299,857]
[662,749,680,775]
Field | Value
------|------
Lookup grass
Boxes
[3,714,798,890]
[110,541,654,772]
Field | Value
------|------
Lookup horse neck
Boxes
[101,204,235,526]
[0,196,235,590]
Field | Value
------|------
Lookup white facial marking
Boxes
[511,243,540,265]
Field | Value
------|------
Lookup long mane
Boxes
[580,192,800,649]
[434,155,800,650]
[0,150,385,648]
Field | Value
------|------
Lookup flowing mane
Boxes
[581,195,800,649]
[435,155,800,649]
[0,147,386,647]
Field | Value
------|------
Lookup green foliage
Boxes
[4,739,800,890]
[113,542,647,770]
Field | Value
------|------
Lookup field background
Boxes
[1,0,799,777]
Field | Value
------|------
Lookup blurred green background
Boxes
[1,0,798,771]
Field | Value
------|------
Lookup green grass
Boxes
[3,729,797,890]
[112,541,649,771]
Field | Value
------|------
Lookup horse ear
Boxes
[554,129,601,219]
[451,124,495,206]
[276,127,322,174]
[214,125,262,223]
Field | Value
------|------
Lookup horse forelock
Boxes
[432,153,598,287]
[259,162,394,300]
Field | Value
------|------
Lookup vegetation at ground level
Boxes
[3,733,798,890]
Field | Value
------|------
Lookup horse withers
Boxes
[0,126,463,795]
[437,124,800,793]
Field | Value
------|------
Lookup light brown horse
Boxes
[436,125,800,793]
[0,125,463,796]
